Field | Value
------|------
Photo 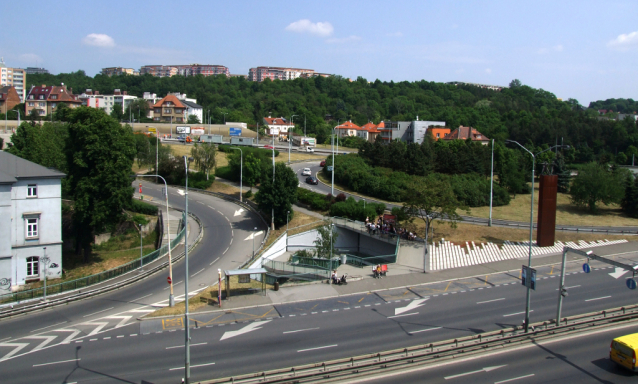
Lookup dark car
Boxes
[320,160,326,167]
[306,176,318,185]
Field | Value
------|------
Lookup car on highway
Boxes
[264,145,274,149]
[301,168,312,176]
[306,176,318,185]
[610,333,638,371]
[320,160,326,167]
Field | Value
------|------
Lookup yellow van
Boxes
[610,333,638,372]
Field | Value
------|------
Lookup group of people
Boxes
[372,264,387,278]
[364,216,416,240]
[330,270,347,285]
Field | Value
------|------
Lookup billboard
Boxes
[229,127,242,136]
[176,126,191,134]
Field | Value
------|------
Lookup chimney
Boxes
[42,84,46,87]
[95,91,99,95]
[114,89,121,95]
[123,91,127,95]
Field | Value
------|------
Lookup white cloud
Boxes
[608,31,638,50]
[82,33,115,47]
[386,31,403,37]
[485,68,492,74]
[326,35,361,44]
[285,19,334,37]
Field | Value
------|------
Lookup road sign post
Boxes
[521,265,536,290]
[167,276,172,285]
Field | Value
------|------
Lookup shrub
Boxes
[244,190,253,199]
[132,214,149,226]
[297,188,330,211]
[129,199,158,215]
[187,171,214,190]
[335,193,347,202]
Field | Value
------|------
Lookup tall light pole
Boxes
[147,125,159,183]
[506,140,568,332]
[253,227,257,260]
[304,114,306,138]
[489,139,494,227]
[286,211,290,233]
[139,224,144,271]
[183,156,193,383]
[331,120,340,195]
[223,112,228,124]
[291,114,298,140]
[41,247,49,301]
[136,175,175,306]
[271,129,275,230]
[230,147,243,202]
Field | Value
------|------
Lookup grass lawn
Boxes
[277,151,326,162]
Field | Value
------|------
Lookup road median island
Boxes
[200,304,638,384]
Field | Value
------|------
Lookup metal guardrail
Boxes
[203,303,638,384]
[0,213,187,304]
[262,260,331,279]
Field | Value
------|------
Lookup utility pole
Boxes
[183,156,192,383]
[489,139,494,227]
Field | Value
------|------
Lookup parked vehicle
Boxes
[302,168,312,176]
[306,146,314,153]
[178,134,192,143]
[306,176,318,185]
[611,333,638,371]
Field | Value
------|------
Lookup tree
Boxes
[7,122,68,172]
[569,162,626,213]
[65,107,136,261]
[110,103,124,121]
[255,162,298,227]
[28,108,40,124]
[401,177,467,270]
[190,143,216,180]
[509,79,522,88]
[552,152,571,193]
[124,99,150,122]
[621,176,638,218]
[134,133,151,169]
[242,153,261,191]
[187,114,201,124]
[313,224,338,259]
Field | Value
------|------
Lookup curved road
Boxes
[0,180,266,367]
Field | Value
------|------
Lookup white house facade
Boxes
[0,151,65,292]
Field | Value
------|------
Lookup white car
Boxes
[305,146,314,153]
[302,168,312,176]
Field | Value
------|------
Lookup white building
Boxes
[0,58,26,102]
[0,151,65,291]
[78,89,138,116]
[180,100,203,123]
[263,116,294,138]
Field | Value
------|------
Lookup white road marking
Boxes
[494,374,535,383]
[410,327,442,334]
[556,285,580,290]
[477,298,505,304]
[33,358,80,367]
[191,268,205,278]
[298,344,338,352]
[244,231,264,241]
[388,312,419,319]
[444,365,507,380]
[169,362,215,370]
[394,299,428,315]
[210,257,220,266]
[29,321,68,333]
[220,321,271,341]
[283,328,320,334]
[223,247,229,255]
[166,342,207,349]
[132,294,152,302]
[585,296,611,302]
[82,307,114,318]
[503,310,533,317]
[234,208,245,216]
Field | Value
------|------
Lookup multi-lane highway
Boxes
[0,181,266,379]
[2,242,637,383]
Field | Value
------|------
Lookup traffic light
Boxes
[560,287,568,297]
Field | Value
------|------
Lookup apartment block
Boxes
[379,119,446,144]
[140,64,229,78]
[101,67,138,76]
[25,67,50,75]
[248,66,316,82]
[78,89,138,115]
[0,59,26,102]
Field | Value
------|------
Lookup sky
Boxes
[1,0,637,106]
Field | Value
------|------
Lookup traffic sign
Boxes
[148,127,157,133]
[167,276,172,285]
[521,265,537,290]
[583,263,591,273]
[327,166,333,172]
[229,127,242,136]
[139,183,142,193]
[627,278,637,290]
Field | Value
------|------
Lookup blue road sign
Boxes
[327,166,334,172]
[627,278,637,290]
[229,127,242,136]
[583,263,591,273]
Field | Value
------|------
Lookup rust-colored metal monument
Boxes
[537,174,558,247]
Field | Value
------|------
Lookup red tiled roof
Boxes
[152,94,186,108]
[443,126,489,141]
[360,122,381,133]
[263,117,293,126]
[335,121,361,130]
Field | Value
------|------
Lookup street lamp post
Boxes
[41,247,49,301]
[139,224,144,271]
[223,112,228,124]
[271,130,275,230]
[183,156,193,383]
[329,224,334,277]
[489,139,494,227]
[253,227,257,260]
[286,211,290,233]
[505,140,569,332]
[136,175,175,306]
[230,147,243,202]
[331,120,340,195]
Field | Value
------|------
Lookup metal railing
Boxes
[0,214,187,304]
[262,260,331,279]
[289,255,339,270]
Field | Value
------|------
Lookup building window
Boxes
[26,256,39,277]
[26,218,39,238]
[164,108,172,114]
[28,102,34,107]
[27,184,37,197]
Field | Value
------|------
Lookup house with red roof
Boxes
[334,121,361,138]
[24,84,82,117]
[359,121,383,142]
[441,126,490,145]
[263,115,294,139]
[0,86,21,114]
[152,94,187,123]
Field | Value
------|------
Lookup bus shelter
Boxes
[224,268,268,298]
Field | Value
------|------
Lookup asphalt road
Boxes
[3,248,638,383]
[0,180,266,368]
[366,322,638,384]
